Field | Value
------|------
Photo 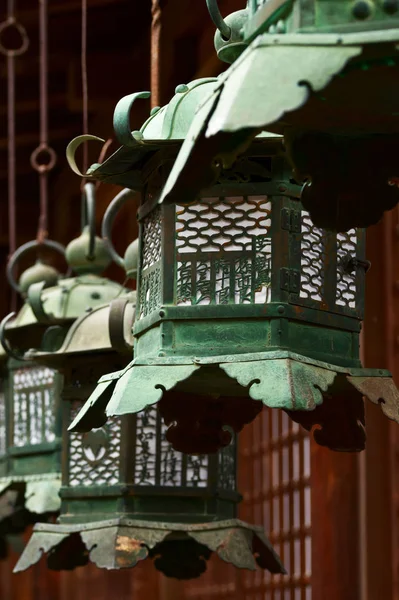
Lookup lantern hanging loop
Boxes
[101,188,136,268]
[206,0,231,40]
[81,182,97,261]
[0,312,29,361]
[6,239,67,293]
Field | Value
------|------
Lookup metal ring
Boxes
[206,0,231,39]
[0,17,30,57]
[7,239,67,293]
[101,188,136,268]
[82,182,97,261]
[0,313,29,361]
[30,144,57,174]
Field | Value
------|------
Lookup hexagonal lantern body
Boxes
[69,124,399,455]
[169,3,399,232]
[14,400,285,579]
[0,351,63,557]
[0,189,131,552]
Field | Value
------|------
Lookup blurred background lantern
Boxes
[14,401,284,580]
[0,183,130,557]
[67,88,399,456]
[161,0,399,232]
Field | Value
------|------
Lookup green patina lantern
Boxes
[161,0,399,232]
[14,401,284,579]
[0,243,67,558]
[0,184,130,552]
[66,83,399,456]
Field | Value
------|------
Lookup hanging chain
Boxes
[151,0,162,108]
[30,0,57,244]
[0,0,30,310]
[81,0,88,187]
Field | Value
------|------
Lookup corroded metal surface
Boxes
[14,518,285,578]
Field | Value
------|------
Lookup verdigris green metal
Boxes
[160,1,399,231]
[0,184,132,556]
[14,383,284,578]
[65,85,399,455]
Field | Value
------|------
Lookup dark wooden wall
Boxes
[0,1,398,599]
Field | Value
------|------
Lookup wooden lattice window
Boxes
[181,408,312,600]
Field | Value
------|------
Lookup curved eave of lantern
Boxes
[14,518,285,578]
[66,78,219,191]
[157,31,399,231]
[69,350,399,453]
[0,474,61,525]
[24,292,136,371]
[3,276,129,356]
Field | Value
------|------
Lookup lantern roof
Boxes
[4,275,129,348]
[25,292,136,368]
[66,77,220,190]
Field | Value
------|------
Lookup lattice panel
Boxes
[0,388,5,457]
[142,207,162,270]
[300,212,325,303]
[218,437,236,491]
[336,230,357,309]
[240,410,312,600]
[12,366,57,447]
[175,196,272,306]
[139,266,162,319]
[68,414,121,487]
[134,405,234,489]
[139,208,163,320]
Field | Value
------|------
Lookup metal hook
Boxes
[0,313,29,361]
[101,188,136,268]
[206,0,231,39]
[6,239,67,294]
[82,182,97,261]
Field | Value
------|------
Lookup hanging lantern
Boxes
[66,86,399,455]
[155,0,399,232]
[14,398,284,579]
[0,240,68,559]
[0,184,130,547]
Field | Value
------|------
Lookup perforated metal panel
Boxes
[68,405,236,491]
[295,210,362,317]
[175,196,272,306]
[12,366,57,447]
[68,416,121,487]
[0,386,5,457]
[139,207,162,319]
[300,212,325,303]
[336,229,357,309]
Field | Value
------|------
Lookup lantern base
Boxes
[58,484,240,525]
[69,351,399,453]
[13,517,285,578]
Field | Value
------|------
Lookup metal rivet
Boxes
[158,351,165,357]
[150,106,161,115]
[175,84,189,94]
[383,0,399,12]
[276,19,286,33]
[352,1,372,20]
[132,130,144,141]
[277,305,285,314]
[159,310,165,317]
[268,24,276,33]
